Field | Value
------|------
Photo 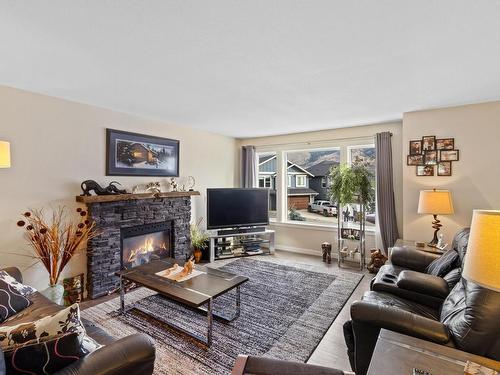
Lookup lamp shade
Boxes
[417,189,454,215]
[462,210,500,292]
[0,141,10,168]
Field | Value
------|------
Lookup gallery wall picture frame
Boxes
[409,140,423,155]
[424,150,438,165]
[416,165,434,176]
[437,161,452,176]
[436,138,454,150]
[422,136,436,151]
[439,149,459,162]
[106,129,180,177]
[407,154,424,166]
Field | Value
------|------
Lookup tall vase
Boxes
[41,284,65,306]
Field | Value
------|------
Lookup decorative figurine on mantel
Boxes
[80,180,128,196]
[169,177,178,192]
[145,181,161,194]
[187,176,196,191]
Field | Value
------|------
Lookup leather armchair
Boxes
[1,267,156,375]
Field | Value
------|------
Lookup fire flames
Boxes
[127,237,167,263]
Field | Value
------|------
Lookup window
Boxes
[257,151,277,219]
[255,139,375,230]
[296,175,307,187]
[286,148,340,224]
[348,145,376,228]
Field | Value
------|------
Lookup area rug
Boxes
[81,257,363,375]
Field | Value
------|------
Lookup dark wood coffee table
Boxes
[115,258,248,347]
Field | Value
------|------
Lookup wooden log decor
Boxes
[76,191,200,204]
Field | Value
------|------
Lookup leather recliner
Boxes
[343,232,500,375]
[370,228,469,308]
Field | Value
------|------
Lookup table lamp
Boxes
[462,210,500,292]
[418,189,454,247]
[0,141,11,168]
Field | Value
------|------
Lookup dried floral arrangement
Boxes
[16,207,99,286]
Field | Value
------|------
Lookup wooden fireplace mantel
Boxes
[75,191,200,204]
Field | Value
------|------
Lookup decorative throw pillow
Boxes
[0,279,32,323]
[0,304,84,350]
[3,332,84,375]
[426,249,460,277]
[0,271,36,296]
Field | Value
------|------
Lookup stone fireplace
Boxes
[77,192,199,299]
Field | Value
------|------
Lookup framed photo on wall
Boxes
[436,138,454,150]
[422,136,436,151]
[409,140,422,155]
[407,154,424,166]
[438,161,452,176]
[424,150,438,165]
[439,149,459,161]
[106,129,180,176]
[416,165,434,176]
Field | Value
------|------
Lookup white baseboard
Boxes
[276,244,371,261]
[275,244,323,257]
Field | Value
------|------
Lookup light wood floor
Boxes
[81,250,370,372]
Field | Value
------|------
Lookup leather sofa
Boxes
[343,228,500,375]
[0,267,156,375]
[231,355,349,375]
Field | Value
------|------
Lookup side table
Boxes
[388,238,445,258]
[367,329,500,375]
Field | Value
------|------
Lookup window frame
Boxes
[295,174,307,188]
[255,137,375,230]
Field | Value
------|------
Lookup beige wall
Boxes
[402,101,500,243]
[238,122,403,255]
[0,85,237,290]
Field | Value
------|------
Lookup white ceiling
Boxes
[1,1,500,138]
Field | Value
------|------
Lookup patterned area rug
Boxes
[82,257,362,375]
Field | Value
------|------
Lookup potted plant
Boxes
[16,207,99,304]
[190,218,209,263]
[329,163,374,209]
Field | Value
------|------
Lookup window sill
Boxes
[269,221,376,235]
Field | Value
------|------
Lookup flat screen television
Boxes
[207,188,269,229]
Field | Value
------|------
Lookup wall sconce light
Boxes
[0,141,11,168]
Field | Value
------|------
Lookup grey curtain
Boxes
[376,132,399,253]
[241,145,257,188]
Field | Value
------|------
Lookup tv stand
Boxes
[209,229,275,262]
[217,227,266,236]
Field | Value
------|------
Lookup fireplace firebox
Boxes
[121,221,173,269]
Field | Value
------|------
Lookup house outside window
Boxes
[257,151,277,219]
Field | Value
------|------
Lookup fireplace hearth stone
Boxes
[83,196,192,299]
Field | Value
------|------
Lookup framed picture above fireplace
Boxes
[106,128,180,176]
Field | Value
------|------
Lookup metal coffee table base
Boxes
[119,277,241,347]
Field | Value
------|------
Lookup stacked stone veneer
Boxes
[85,196,191,299]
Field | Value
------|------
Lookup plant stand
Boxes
[337,200,366,271]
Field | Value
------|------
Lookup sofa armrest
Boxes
[390,246,440,272]
[397,270,449,299]
[350,300,450,344]
[0,267,23,283]
[231,355,346,375]
[54,334,155,375]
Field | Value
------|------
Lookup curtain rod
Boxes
[243,132,391,149]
